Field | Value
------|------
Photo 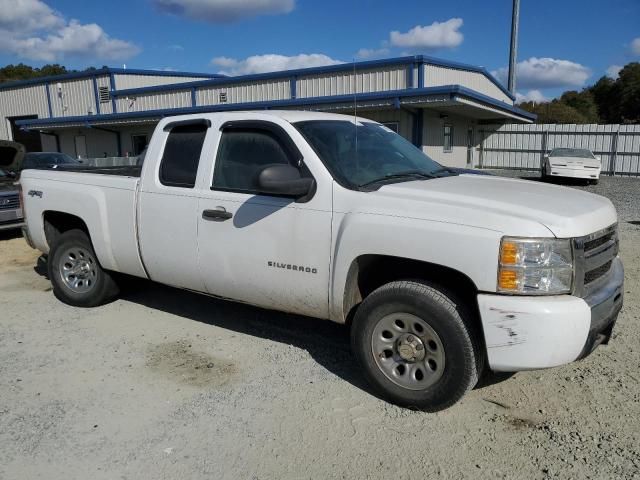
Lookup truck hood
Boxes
[0,140,25,173]
[372,174,616,238]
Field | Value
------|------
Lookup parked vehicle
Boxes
[20,111,623,411]
[542,148,602,184]
[0,140,25,231]
[22,152,81,170]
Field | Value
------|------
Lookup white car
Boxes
[542,148,602,184]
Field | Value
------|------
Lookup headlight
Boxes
[498,237,573,294]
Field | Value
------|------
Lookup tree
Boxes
[517,61,640,124]
[617,62,640,123]
[590,76,621,124]
[518,100,588,123]
[559,90,598,123]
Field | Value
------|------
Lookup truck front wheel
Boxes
[48,229,119,307]
[351,280,481,411]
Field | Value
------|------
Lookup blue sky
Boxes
[0,0,639,102]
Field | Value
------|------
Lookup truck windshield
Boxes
[295,120,452,189]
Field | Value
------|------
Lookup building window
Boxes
[381,122,399,133]
[159,123,207,188]
[443,124,453,153]
[131,134,149,156]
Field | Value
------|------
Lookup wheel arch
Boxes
[43,210,91,250]
[342,254,480,327]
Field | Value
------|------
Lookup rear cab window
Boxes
[159,122,209,188]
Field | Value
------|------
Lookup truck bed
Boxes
[35,165,142,177]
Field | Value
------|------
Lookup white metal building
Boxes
[0,56,534,168]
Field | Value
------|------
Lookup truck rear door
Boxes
[137,119,210,291]
[196,120,332,318]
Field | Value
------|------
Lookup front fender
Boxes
[329,212,503,322]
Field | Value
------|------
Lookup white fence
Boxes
[81,156,140,167]
[477,124,640,176]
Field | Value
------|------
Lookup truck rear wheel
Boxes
[351,280,481,411]
[48,229,119,307]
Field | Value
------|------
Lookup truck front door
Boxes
[197,120,332,318]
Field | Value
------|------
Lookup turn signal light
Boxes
[498,269,519,290]
[500,241,518,265]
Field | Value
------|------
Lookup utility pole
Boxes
[508,0,520,94]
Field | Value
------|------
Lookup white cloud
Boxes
[211,53,343,75]
[631,37,640,55]
[0,0,62,32]
[492,57,591,90]
[0,0,140,61]
[355,47,390,60]
[153,0,295,23]
[515,90,548,103]
[389,18,463,49]
[606,65,622,79]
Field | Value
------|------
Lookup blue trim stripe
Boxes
[15,85,535,130]
[92,76,101,115]
[45,82,53,118]
[0,67,223,91]
[108,55,515,101]
[109,72,117,113]
[417,64,424,89]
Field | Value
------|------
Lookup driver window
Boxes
[212,129,294,193]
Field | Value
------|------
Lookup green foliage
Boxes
[518,62,640,124]
[0,64,106,84]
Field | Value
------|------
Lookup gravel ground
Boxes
[1,173,639,479]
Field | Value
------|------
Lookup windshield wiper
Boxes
[358,170,437,189]
[430,167,459,176]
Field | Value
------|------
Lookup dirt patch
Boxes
[0,236,39,274]
[146,340,237,387]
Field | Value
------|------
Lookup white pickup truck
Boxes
[20,111,623,411]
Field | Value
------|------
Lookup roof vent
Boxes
[98,86,110,103]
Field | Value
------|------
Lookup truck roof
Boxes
[158,110,374,127]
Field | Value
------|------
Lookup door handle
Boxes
[202,207,233,221]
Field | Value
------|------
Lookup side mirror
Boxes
[258,164,314,198]
[595,156,601,161]
[544,154,549,158]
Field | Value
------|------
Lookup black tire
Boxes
[48,229,119,307]
[351,280,482,411]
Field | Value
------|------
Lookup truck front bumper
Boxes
[477,258,623,371]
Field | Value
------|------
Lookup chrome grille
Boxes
[574,224,619,297]
[0,194,19,211]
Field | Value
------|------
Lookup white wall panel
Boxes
[50,78,96,117]
[196,79,290,105]
[114,74,207,90]
[425,65,513,104]
[116,90,192,112]
[296,66,407,99]
[0,84,49,139]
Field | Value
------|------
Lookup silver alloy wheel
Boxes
[371,312,445,391]
[58,247,98,294]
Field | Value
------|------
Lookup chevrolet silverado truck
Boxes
[20,111,624,411]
